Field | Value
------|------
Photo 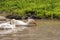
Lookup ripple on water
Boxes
[0,26,27,35]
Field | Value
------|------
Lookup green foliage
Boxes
[0,0,60,19]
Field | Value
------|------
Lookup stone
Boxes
[0,16,6,21]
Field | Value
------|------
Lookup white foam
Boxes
[0,26,27,35]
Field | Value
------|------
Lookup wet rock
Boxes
[22,11,37,19]
[6,11,37,20]
[6,15,22,20]
[0,16,6,21]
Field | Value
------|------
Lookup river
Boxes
[0,20,60,40]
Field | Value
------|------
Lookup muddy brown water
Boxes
[0,20,60,40]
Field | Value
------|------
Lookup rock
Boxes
[0,16,6,21]
[6,15,22,20]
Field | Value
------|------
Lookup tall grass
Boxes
[0,0,60,19]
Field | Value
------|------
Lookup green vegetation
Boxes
[0,0,60,19]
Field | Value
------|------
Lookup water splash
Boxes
[0,26,27,35]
